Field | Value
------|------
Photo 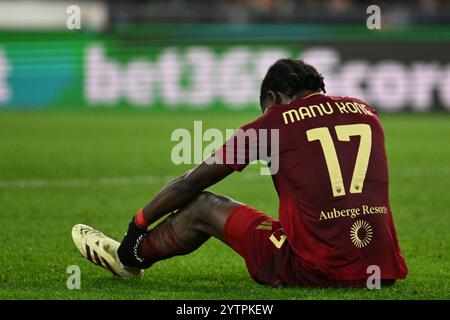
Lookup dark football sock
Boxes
[117,217,151,268]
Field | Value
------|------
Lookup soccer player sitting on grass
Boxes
[72,59,407,287]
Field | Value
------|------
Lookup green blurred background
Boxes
[0,1,449,112]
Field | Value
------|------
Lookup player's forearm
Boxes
[138,160,233,226]
[141,173,202,225]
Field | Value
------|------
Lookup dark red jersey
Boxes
[216,92,408,281]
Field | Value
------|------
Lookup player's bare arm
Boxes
[116,159,239,268]
[139,159,234,225]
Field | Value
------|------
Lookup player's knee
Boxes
[183,192,219,223]
[183,191,213,218]
[195,191,215,205]
[179,192,212,223]
[194,191,229,212]
[184,191,235,227]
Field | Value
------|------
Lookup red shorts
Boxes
[224,205,395,288]
[224,205,300,287]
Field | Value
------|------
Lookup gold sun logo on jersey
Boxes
[350,220,373,248]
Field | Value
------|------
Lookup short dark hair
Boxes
[259,59,326,107]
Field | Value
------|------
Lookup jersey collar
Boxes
[296,91,323,100]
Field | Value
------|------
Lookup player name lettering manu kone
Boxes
[319,205,388,221]
[282,101,374,125]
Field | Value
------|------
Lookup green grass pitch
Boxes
[0,110,449,299]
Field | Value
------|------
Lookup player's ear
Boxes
[267,90,277,105]
[276,91,293,104]
[262,90,287,112]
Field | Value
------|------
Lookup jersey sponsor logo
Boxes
[319,205,388,221]
[350,220,373,248]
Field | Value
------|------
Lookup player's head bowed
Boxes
[259,59,326,111]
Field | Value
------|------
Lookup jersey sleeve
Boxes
[214,116,267,172]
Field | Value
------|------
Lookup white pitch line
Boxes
[0,173,265,189]
[0,166,448,189]
[0,175,173,189]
